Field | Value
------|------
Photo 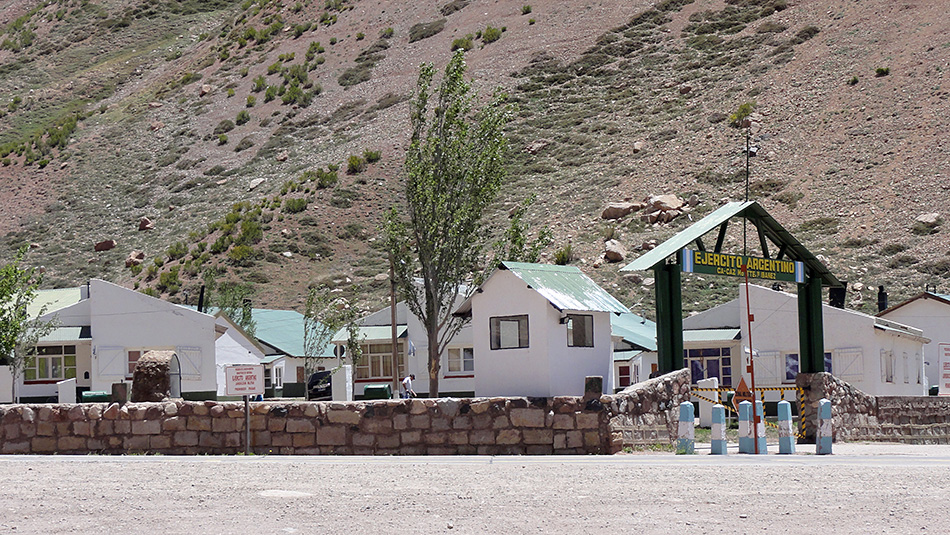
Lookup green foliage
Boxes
[252,75,267,92]
[553,243,574,265]
[522,5,532,15]
[876,67,890,77]
[384,50,510,396]
[380,27,394,38]
[283,197,309,213]
[207,278,256,336]
[213,120,235,135]
[235,137,254,152]
[847,76,859,86]
[451,35,474,51]
[409,19,447,43]
[346,154,367,174]
[228,245,257,266]
[246,95,256,107]
[217,134,228,145]
[166,241,188,261]
[482,26,503,43]
[492,196,552,266]
[356,32,365,40]
[157,268,182,294]
[798,217,839,235]
[729,101,756,128]
[363,149,381,163]
[303,285,359,394]
[529,18,536,25]
[236,110,251,125]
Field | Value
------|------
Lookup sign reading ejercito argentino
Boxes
[680,249,805,283]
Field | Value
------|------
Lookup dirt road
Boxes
[1,443,947,534]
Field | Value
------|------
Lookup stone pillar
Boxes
[738,400,753,454]
[753,400,767,454]
[777,400,795,454]
[676,402,694,454]
[817,398,833,455]
[696,376,719,427]
[711,404,728,455]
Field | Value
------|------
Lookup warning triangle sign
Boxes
[732,377,754,413]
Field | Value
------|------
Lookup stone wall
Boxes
[797,372,950,444]
[0,370,690,455]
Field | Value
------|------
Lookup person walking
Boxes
[401,374,416,399]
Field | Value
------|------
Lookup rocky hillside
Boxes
[0,0,948,317]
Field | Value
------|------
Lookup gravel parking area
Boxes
[2,443,948,534]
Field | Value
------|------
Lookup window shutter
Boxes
[95,346,126,377]
[175,346,202,377]
[832,348,863,380]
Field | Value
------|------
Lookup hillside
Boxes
[0,0,948,318]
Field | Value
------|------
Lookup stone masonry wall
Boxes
[0,370,690,455]
[797,372,950,444]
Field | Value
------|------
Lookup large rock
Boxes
[916,213,941,225]
[138,217,154,231]
[199,84,212,97]
[647,194,685,212]
[131,350,176,402]
[248,178,265,191]
[602,202,639,220]
[94,239,117,252]
[125,250,146,268]
[604,240,626,262]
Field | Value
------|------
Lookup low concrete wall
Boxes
[797,372,950,444]
[0,370,690,455]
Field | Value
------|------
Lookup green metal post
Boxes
[655,263,683,374]
[797,276,825,373]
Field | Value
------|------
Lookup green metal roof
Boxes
[28,287,83,317]
[620,201,841,287]
[500,261,630,314]
[683,329,741,343]
[195,306,327,358]
[610,313,657,351]
[332,324,407,344]
[39,326,91,343]
[613,349,644,362]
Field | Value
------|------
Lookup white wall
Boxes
[0,365,12,403]
[214,317,265,396]
[879,297,949,389]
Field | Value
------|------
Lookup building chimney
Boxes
[877,286,888,312]
[829,285,846,309]
[196,285,206,313]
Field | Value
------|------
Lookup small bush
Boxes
[267,62,282,75]
[204,164,226,176]
[227,88,235,97]
[213,120,235,135]
[729,101,756,128]
[329,37,337,45]
[235,137,254,152]
[451,35,474,51]
[409,19,446,43]
[265,85,278,102]
[347,154,367,174]
[283,197,309,213]
[228,245,256,267]
[875,67,890,77]
[380,27,394,38]
[791,25,820,44]
[363,149,381,163]
[167,241,188,261]
[553,244,574,265]
[356,32,365,40]
[847,76,859,86]
[880,243,908,256]
[798,217,839,234]
[246,95,256,107]
[482,26,502,43]
[529,18,535,25]
[252,75,266,92]
[522,5,532,15]
[218,134,228,145]
[236,110,251,125]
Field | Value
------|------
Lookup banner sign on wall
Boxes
[681,249,805,283]
[939,344,950,397]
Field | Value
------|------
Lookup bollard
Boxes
[817,398,832,455]
[753,400,767,454]
[676,402,695,454]
[711,404,728,455]
[777,400,795,454]
[738,400,753,454]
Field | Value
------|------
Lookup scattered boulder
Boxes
[374,273,389,282]
[125,250,146,268]
[679,85,692,95]
[149,121,163,131]
[276,150,289,162]
[602,202,641,220]
[623,273,643,285]
[138,217,154,231]
[639,195,686,225]
[199,84,212,97]
[29,242,40,249]
[280,228,293,238]
[916,212,941,225]
[604,240,626,263]
[94,239,117,252]
[632,141,644,153]
[641,240,657,251]
[688,194,700,207]
[523,139,550,154]
[281,251,293,258]
[148,102,163,108]
[131,350,175,402]
[248,178,265,191]
[648,194,685,212]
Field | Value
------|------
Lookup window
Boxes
[356,342,406,380]
[683,347,732,387]
[24,345,77,382]
[784,353,799,383]
[881,350,894,383]
[274,366,283,388]
[566,314,594,347]
[824,352,833,373]
[903,352,909,384]
[490,315,529,350]
[618,365,631,388]
[127,350,141,377]
[447,347,474,374]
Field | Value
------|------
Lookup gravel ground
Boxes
[2,442,948,535]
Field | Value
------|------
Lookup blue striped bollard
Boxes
[676,402,695,454]
[738,400,753,454]
[777,400,795,454]
[753,400,767,454]
[817,398,832,455]
[711,404,728,455]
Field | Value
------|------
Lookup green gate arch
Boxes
[621,201,843,375]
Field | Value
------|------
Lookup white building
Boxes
[683,283,929,396]
[455,261,629,398]
[212,313,267,398]
[7,279,220,402]
[878,291,950,394]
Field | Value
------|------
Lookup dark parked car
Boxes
[307,370,332,401]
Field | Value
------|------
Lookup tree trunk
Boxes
[427,321,440,397]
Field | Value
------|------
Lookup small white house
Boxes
[454,261,629,398]
[877,291,950,393]
[683,283,929,397]
[10,279,220,402]
[212,313,267,398]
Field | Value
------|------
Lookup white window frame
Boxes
[490,315,529,350]
[24,345,77,383]
[446,347,474,375]
[566,314,594,348]
[356,342,405,380]
[881,349,894,383]
[274,365,283,388]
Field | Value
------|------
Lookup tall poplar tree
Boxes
[384,50,510,397]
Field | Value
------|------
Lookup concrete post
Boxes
[711,404,728,455]
[696,376,719,427]
[754,400,767,454]
[676,402,695,454]
[777,400,795,454]
[738,400,753,454]
[817,398,832,455]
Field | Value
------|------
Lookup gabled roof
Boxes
[500,261,629,314]
[332,324,407,344]
[191,306,320,358]
[28,287,83,317]
[684,329,742,343]
[620,201,841,287]
[610,313,657,351]
[877,291,950,317]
